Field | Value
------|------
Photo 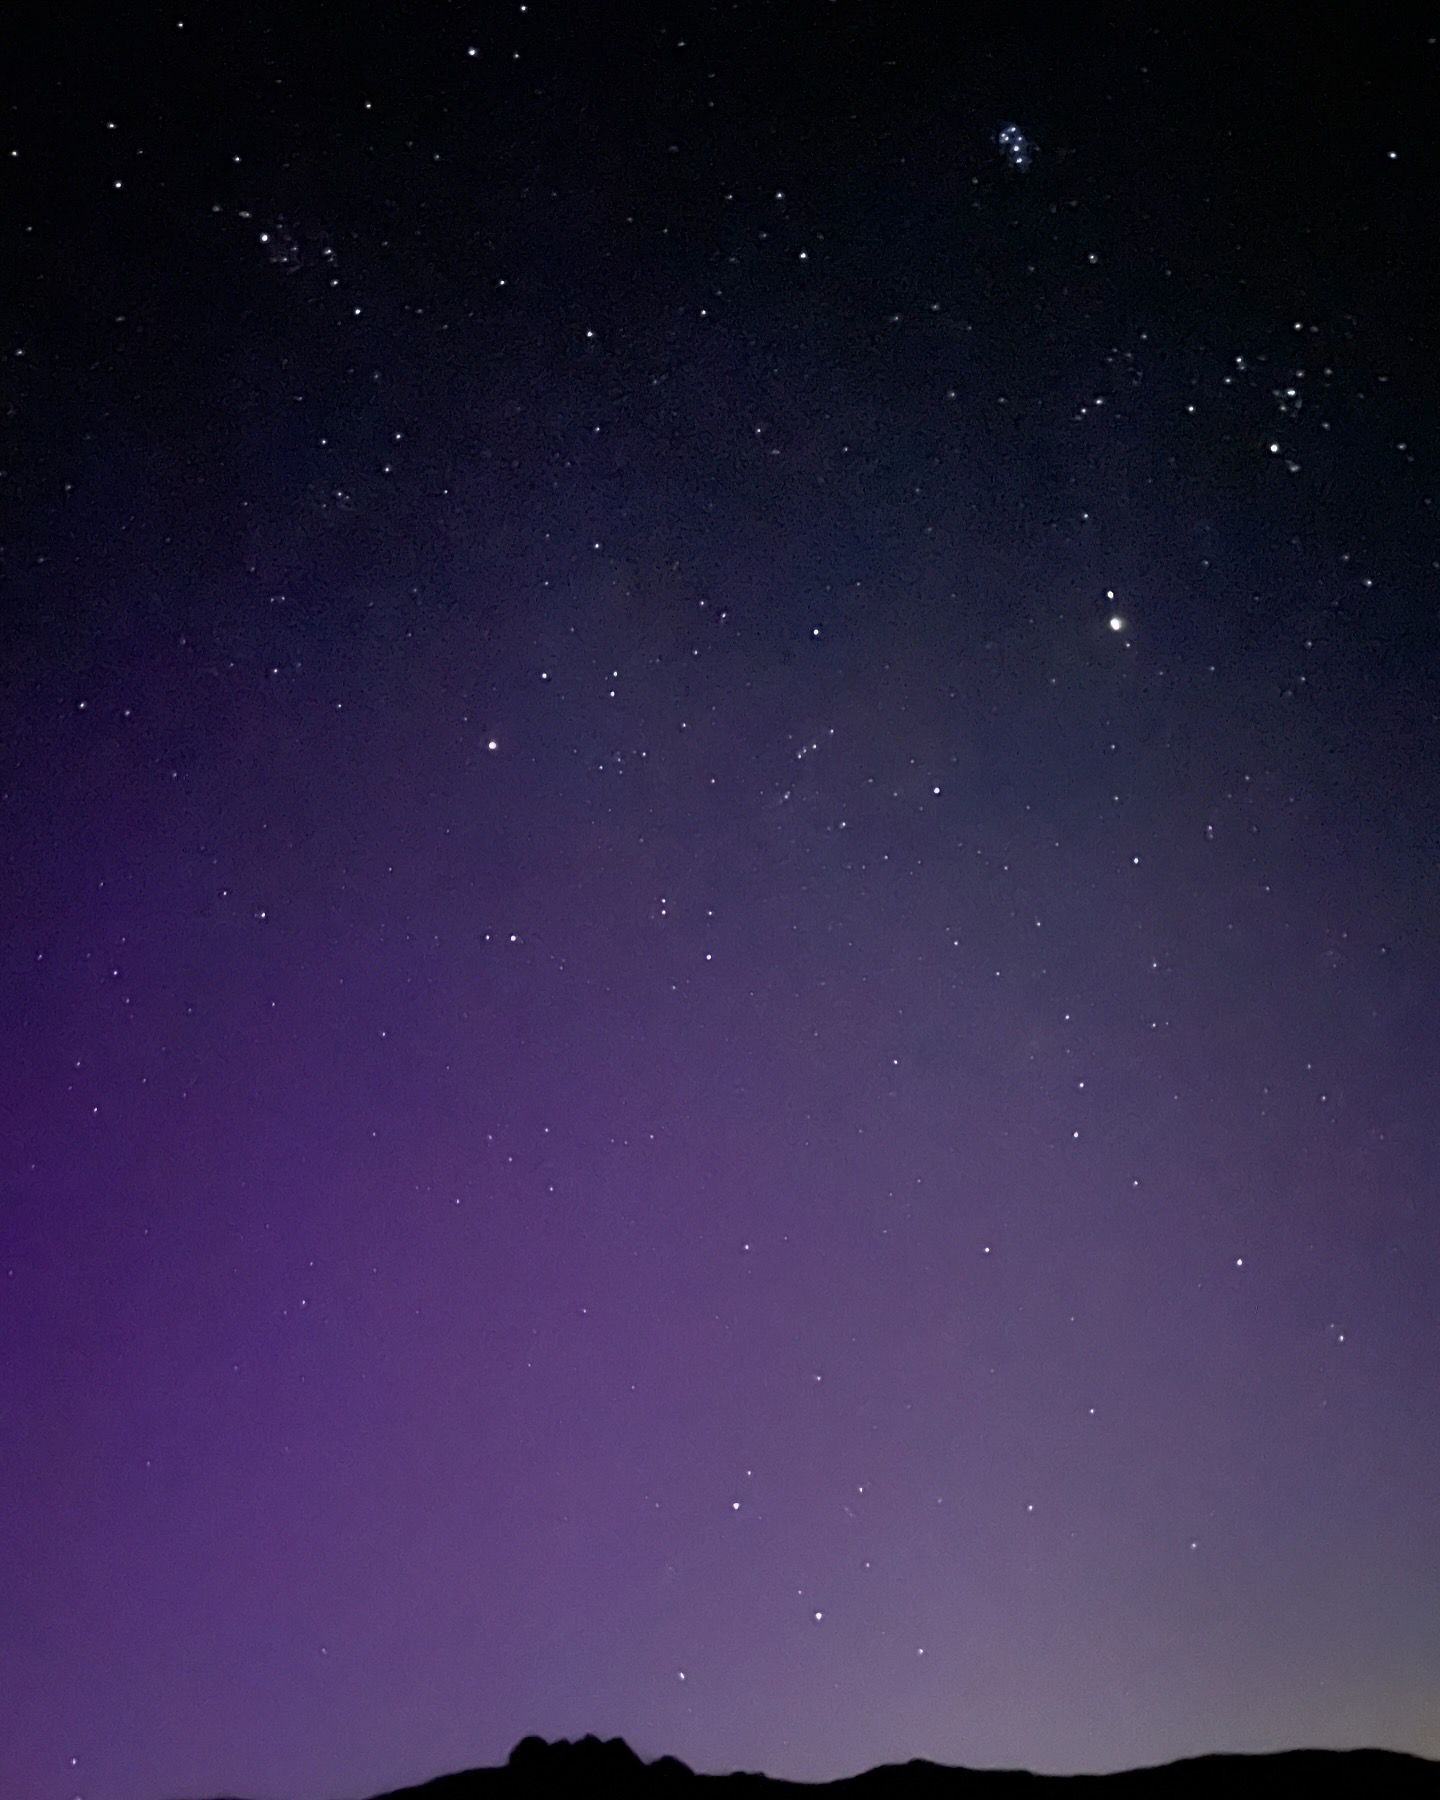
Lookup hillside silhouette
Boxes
[192,1732,1440,1798]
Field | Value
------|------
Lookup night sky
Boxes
[5,7,1440,1798]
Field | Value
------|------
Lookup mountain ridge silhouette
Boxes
[185,1732,1440,1799]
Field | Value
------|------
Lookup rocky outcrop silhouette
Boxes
[188,1733,1440,1798]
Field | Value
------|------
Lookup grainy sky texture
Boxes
[4,7,1439,1798]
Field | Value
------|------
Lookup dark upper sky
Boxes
[4,6,1439,1797]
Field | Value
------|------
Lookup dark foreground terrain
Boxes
[198,1732,1440,1799]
